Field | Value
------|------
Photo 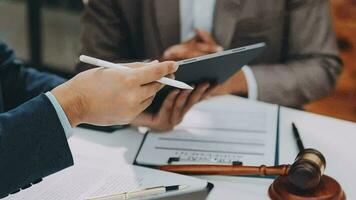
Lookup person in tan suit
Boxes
[78,0,342,130]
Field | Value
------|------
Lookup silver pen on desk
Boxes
[79,55,193,90]
[86,185,188,200]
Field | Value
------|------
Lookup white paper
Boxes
[136,96,279,166]
[6,147,207,200]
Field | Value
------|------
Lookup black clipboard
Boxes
[134,106,280,180]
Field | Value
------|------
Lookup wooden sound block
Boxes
[269,175,346,200]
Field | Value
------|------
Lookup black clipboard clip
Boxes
[167,157,243,166]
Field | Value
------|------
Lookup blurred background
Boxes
[0,0,83,76]
[0,0,355,121]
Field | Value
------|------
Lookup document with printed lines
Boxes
[136,96,279,166]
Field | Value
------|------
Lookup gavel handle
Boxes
[159,164,291,176]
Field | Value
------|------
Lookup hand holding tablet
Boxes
[147,42,266,112]
[78,43,266,113]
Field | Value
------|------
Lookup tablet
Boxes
[146,42,266,112]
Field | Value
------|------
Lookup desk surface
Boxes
[51,97,356,199]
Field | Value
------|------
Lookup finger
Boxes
[189,83,210,102]
[189,50,209,58]
[123,60,159,69]
[182,83,210,114]
[143,90,180,132]
[167,74,175,79]
[165,42,204,60]
[201,84,220,100]
[133,90,180,131]
[170,89,192,124]
[139,96,156,111]
[147,60,159,64]
[131,112,153,127]
[121,62,146,69]
[196,43,222,54]
[132,95,157,120]
[163,45,183,60]
[164,42,211,60]
[165,48,189,60]
[186,36,199,43]
[159,90,180,117]
[140,82,164,100]
[133,61,179,84]
[196,29,216,44]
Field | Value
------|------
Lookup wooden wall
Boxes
[304,0,356,122]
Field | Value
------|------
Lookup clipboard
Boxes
[134,96,280,179]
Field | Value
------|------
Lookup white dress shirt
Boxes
[179,0,258,99]
[45,92,73,138]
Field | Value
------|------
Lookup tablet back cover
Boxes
[147,43,266,112]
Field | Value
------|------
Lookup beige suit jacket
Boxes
[79,0,342,107]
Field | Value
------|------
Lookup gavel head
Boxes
[287,149,326,191]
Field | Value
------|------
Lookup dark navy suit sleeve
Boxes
[0,94,74,198]
[0,43,74,198]
[0,42,66,111]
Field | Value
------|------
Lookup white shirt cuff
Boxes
[241,65,258,100]
[45,91,73,138]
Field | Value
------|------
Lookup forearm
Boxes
[248,0,342,107]
[250,57,342,107]
[0,94,73,197]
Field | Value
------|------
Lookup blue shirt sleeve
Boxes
[45,92,73,138]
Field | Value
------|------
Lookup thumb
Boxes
[134,61,179,84]
[122,60,159,69]
[121,62,145,69]
[131,112,154,127]
[196,29,215,44]
[147,60,159,65]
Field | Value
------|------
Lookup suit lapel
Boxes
[153,0,180,50]
[152,0,246,50]
[213,0,247,48]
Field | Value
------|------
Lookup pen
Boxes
[292,122,305,152]
[79,55,193,90]
[86,185,188,200]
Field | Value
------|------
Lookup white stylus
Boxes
[79,55,193,90]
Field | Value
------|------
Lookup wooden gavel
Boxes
[160,149,325,191]
[161,163,291,176]
[160,149,346,199]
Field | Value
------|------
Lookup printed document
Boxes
[136,96,279,166]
